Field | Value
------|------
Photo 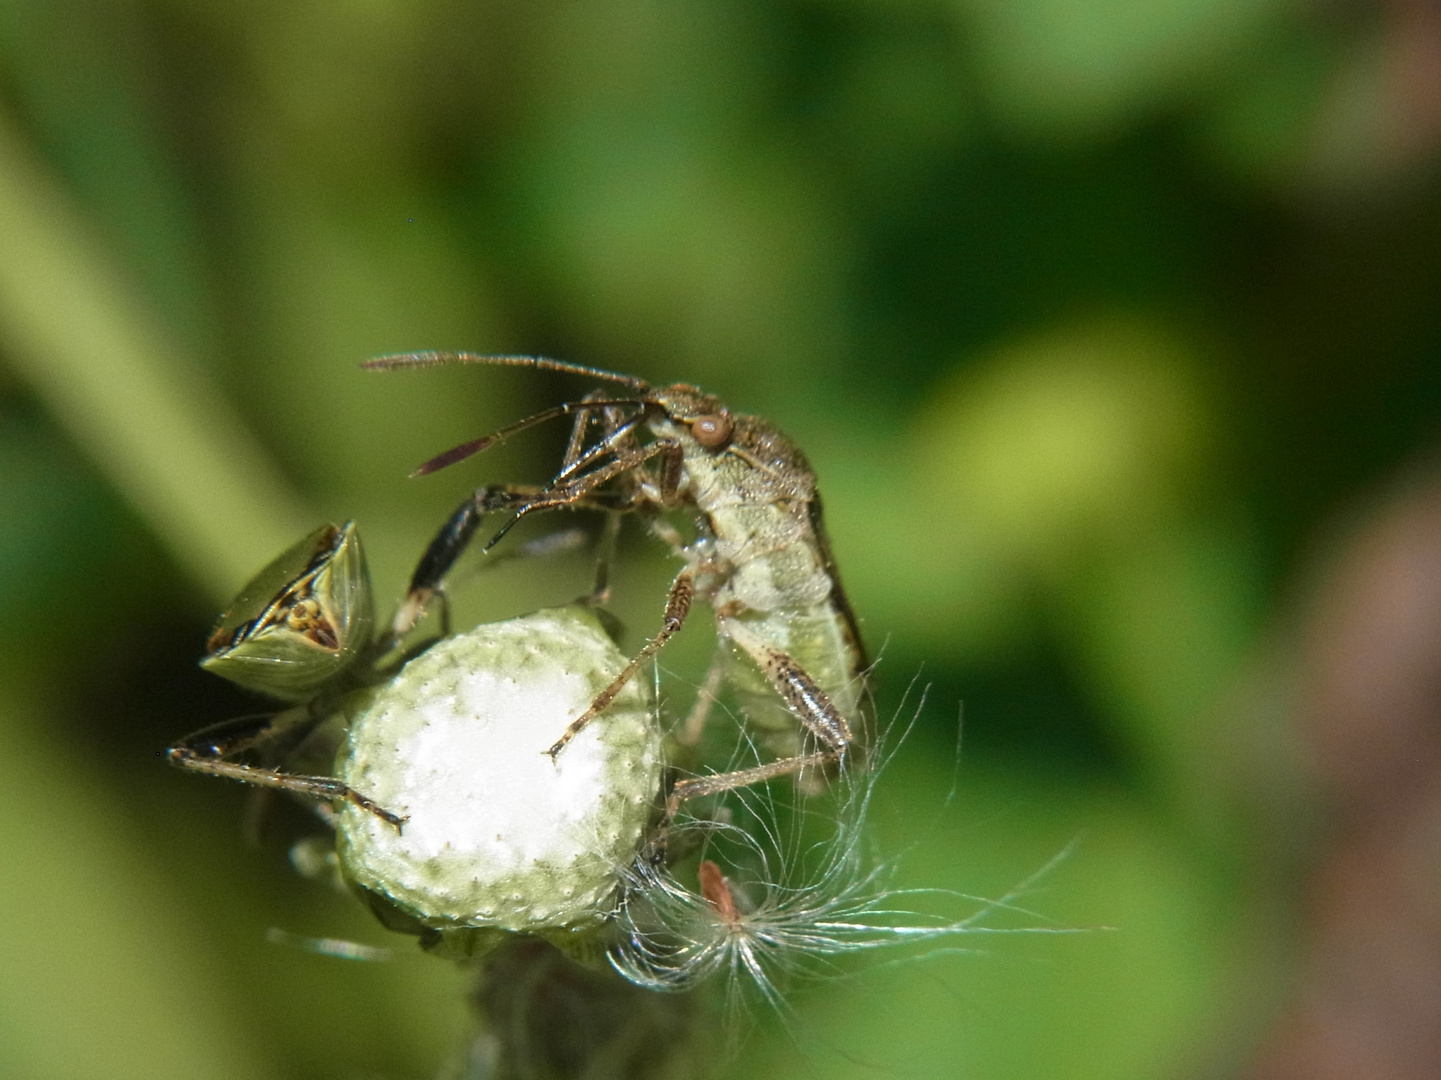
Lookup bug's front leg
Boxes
[483,437,681,552]
[387,483,546,640]
[562,395,651,607]
[166,711,406,830]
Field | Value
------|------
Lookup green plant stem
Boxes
[0,106,309,606]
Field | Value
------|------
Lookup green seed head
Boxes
[335,607,662,939]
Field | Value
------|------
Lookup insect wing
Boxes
[201,522,374,700]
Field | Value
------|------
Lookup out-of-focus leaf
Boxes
[955,0,1289,137]
[1192,26,1340,187]
[914,317,1209,566]
[1293,25,1440,197]
[0,407,154,639]
[501,0,850,397]
[0,106,309,606]
[0,0,216,345]
[836,317,1212,662]
[1058,516,1268,832]
[0,686,276,1080]
[739,751,1230,1079]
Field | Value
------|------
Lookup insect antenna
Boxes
[364,351,650,390]
[407,398,647,476]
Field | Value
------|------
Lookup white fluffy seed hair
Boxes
[607,685,1082,1020]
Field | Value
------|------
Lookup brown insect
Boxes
[367,352,873,814]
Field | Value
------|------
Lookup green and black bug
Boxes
[166,522,407,827]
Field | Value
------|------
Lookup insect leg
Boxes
[543,569,696,759]
[676,658,726,747]
[560,391,607,471]
[388,484,541,639]
[720,617,854,755]
[562,394,648,606]
[556,397,647,483]
[167,711,406,829]
[390,483,627,640]
[485,439,682,552]
[663,750,840,821]
[585,510,623,607]
[647,516,689,555]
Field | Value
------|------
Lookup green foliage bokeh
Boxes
[1,2,1438,1078]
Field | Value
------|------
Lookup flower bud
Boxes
[335,607,662,946]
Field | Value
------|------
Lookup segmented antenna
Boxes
[364,352,650,390]
[408,397,648,476]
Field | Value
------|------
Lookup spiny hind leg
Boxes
[652,624,858,847]
[719,617,854,757]
[660,750,840,836]
[167,711,406,830]
[543,568,696,759]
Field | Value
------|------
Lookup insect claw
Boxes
[482,514,523,553]
[352,791,409,832]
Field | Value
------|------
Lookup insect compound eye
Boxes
[690,412,734,449]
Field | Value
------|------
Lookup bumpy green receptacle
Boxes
[335,607,662,941]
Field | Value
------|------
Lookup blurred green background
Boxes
[3,1,1440,1078]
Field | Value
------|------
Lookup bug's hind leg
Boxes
[676,658,726,748]
[663,750,840,822]
[167,711,406,830]
[719,617,854,757]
